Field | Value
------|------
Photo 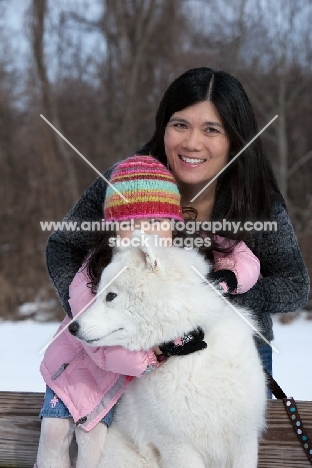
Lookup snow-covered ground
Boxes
[1,314,311,400]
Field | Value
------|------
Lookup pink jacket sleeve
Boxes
[68,265,159,376]
[213,236,260,294]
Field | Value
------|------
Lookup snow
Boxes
[271,313,312,400]
[19,299,58,317]
[0,320,59,392]
[0,314,311,400]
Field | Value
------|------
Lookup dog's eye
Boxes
[106,292,117,302]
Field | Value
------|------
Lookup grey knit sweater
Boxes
[46,166,310,343]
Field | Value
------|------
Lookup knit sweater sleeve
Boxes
[46,167,115,316]
[231,202,310,315]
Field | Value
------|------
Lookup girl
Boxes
[36,155,260,468]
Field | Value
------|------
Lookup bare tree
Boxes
[242,0,312,207]
[31,0,80,203]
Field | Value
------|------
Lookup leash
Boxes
[264,369,312,463]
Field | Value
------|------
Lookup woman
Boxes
[46,67,309,377]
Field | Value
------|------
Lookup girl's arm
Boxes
[81,342,159,377]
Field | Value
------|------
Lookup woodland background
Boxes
[1,0,312,321]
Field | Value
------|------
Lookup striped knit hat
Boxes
[104,155,183,221]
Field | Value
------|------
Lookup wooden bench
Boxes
[1,392,311,467]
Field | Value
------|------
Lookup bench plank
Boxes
[258,399,312,467]
[0,392,311,467]
[0,392,42,468]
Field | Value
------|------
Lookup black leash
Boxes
[264,369,312,463]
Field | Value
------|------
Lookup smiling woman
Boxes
[43,68,310,465]
[136,67,309,363]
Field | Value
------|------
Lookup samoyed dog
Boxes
[72,235,266,468]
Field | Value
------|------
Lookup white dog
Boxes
[73,237,266,468]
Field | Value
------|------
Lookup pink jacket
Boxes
[40,239,259,431]
[40,269,159,431]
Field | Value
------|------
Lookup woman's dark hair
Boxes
[138,67,284,225]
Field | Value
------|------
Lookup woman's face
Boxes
[164,101,230,191]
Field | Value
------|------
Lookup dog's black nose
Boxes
[68,321,79,336]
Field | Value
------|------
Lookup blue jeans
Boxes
[257,343,273,398]
[39,386,115,427]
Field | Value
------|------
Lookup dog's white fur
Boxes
[75,240,266,468]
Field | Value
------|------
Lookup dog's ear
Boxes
[132,230,160,272]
